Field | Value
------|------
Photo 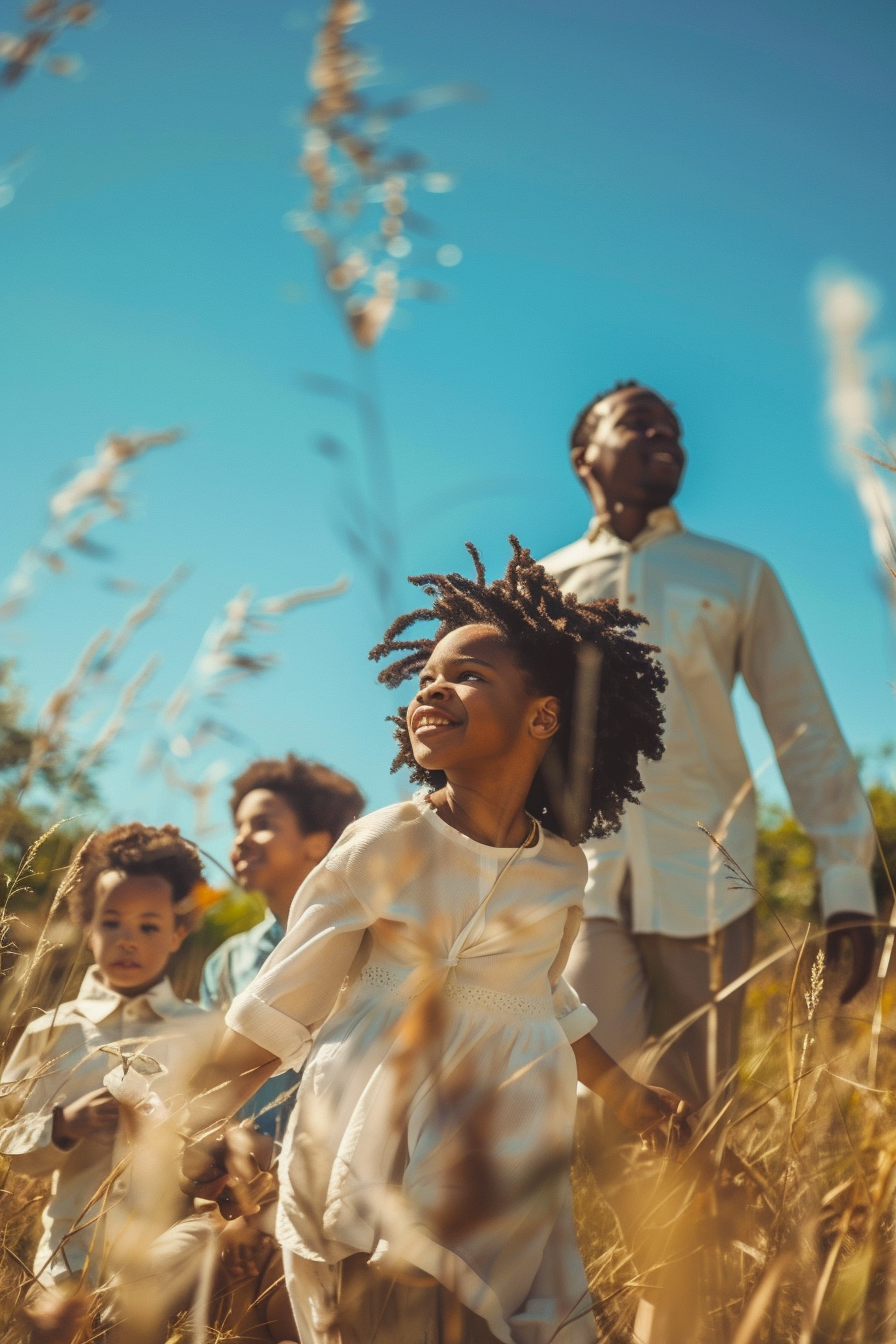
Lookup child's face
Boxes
[87,872,188,997]
[408,625,560,779]
[230,788,331,913]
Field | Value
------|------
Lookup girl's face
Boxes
[87,871,188,997]
[408,625,559,778]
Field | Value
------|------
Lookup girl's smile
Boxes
[409,705,461,736]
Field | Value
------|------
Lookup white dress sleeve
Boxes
[548,906,597,1044]
[225,862,371,1073]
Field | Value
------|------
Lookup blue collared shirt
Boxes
[200,911,301,1138]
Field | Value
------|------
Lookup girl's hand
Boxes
[610,1080,691,1149]
[180,1132,230,1199]
[219,1216,275,1281]
[53,1088,120,1147]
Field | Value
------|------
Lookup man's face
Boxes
[572,387,686,511]
[230,788,331,913]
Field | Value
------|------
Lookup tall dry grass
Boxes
[2,818,896,1344]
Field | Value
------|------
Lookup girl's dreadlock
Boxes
[370,537,667,844]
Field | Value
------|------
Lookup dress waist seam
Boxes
[356,965,554,1021]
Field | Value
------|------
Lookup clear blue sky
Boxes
[2,0,896,860]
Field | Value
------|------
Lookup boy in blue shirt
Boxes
[200,754,364,1138]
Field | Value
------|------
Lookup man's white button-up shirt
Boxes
[541,508,875,936]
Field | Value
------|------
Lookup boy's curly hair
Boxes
[61,823,204,928]
[369,537,667,844]
[230,755,364,840]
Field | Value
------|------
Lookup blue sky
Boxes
[2,0,895,861]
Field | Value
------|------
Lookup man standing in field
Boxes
[541,380,877,1107]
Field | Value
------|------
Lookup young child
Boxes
[182,539,685,1344]
[0,823,219,1326]
[195,756,364,1340]
[201,753,364,1137]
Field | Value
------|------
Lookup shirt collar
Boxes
[255,908,284,949]
[72,966,182,1024]
[585,505,684,552]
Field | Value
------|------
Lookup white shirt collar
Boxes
[71,965,183,1024]
[585,505,684,551]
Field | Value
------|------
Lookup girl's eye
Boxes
[140,925,161,935]
[459,671,482,682]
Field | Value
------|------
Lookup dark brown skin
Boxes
[53,874,190,1150]
[225,789,330,1338]
[182,625,690,1190]
[572,383,875,999]
[231,787,332,928]
[571,385,686,543]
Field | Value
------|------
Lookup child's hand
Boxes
[52,1088,119,1147]
[180,1132,230,1199]
[609,1079,691,1149]
[180,1125,278,1212]
[219,1216,275,1281]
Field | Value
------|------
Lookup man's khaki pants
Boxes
[565,905,755,1108]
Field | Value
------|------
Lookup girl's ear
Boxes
[530,696,561,741]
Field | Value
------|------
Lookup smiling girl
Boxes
[183,538,684,1344]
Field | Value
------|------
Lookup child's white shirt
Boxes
[0,969,219,1286]
[227,796,598,1344]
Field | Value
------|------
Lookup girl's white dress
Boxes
[227,797,598,1344]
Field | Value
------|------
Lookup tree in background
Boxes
[757,775,896,923]
[0,660,98,910]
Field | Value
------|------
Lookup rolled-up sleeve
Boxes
[0,1028,67,1175]
[548,906,597,1043]
[740,561,876,920]
[225,863,370,1074]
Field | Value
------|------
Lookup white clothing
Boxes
[0,968,219,1286]
[226,798,598,1344]
[541,508,875,935]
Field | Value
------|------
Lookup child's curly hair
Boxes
[230,755,364,840]
[60,822,204,928]
[370,537,667,844]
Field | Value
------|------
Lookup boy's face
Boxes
[230,788,332,920]
[87,872,188,997]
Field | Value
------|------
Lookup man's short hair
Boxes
[61,823,204,928]
[570,380,677,451]
[229,755,364,841]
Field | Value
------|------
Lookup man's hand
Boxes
[52,1088,119,1148]
[825,912,876,1005]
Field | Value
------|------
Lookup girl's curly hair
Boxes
[369,537,667,844]
[60,822,204,928]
